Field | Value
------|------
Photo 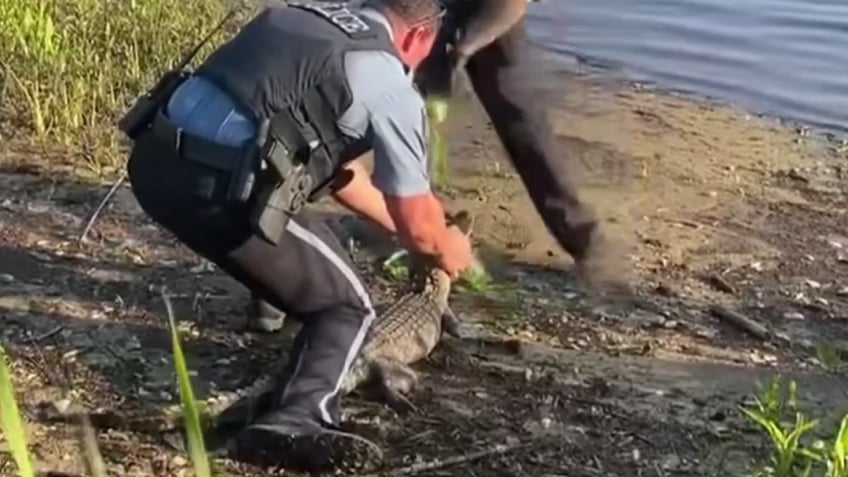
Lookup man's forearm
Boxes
[331,160,399,235]
[384,193,450,257]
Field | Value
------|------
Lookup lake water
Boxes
[527,0,848,137]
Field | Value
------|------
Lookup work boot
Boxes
[233,410,384,473]
[247,296,286,333]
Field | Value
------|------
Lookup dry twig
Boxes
[708,305,771,341]
[79,171,127,243]
[367,441,526,476]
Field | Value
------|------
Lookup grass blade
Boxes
[426,97,450,188]
[0,344,36,477]
[78,415,107,477]
[161,288,212,477]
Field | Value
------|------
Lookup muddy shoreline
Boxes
[1,69,846,476]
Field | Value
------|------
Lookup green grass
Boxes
[741,376,848,477]
[0,293,212,477]
[0,0,244,174]
[162,287,212,477]
[0,344,35,477]
[381,247,493,293]
[426,97,451,188]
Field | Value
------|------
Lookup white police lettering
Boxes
[289,2,371,35]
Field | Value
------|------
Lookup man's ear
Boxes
[400,29,417,56]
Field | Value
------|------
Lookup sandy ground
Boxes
[0,67,847,476]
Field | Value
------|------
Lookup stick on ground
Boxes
[79,171,127,243]
[368,441,526,476]
[708,305,771,341]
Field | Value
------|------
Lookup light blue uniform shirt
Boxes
[165,9,431,197]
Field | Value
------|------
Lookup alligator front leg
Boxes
[372,359,420,415]
[441,306,463,338]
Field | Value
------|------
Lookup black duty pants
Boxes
[418,14,599,261]
[127,131,374,427]
[465,18,599,261]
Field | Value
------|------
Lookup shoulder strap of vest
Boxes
[287,1,378,40]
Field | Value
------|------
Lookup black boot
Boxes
[233,409,383,473]
[233,310,384,473]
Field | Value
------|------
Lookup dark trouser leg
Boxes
[127,137,380,468]
[464,18,599,262]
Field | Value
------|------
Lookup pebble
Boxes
[805,279,822,289]
[0,273,14,283]
[662,454,683,470]
[53,398,72,414]
[838,287,848,296]
[783,311,805,321]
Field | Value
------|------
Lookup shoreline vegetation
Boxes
[0,1,846,476]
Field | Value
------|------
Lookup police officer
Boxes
[123,0,470,471]
[250,0,630,333]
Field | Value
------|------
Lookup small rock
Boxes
[805,279,822,289]
[663,320,679,329]
[662,453,682,470]
[53,398,72,414]
[838,287,848,296]
[750,261,763,271]
[783,311,805,320]
[29,251,53,262]
[171,455,188,467]
[62,349,82,361]
[0,273,14,283]
[750,351,778,364]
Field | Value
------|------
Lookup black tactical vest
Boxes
[196,2,400,192]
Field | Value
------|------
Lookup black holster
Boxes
[247,118,314,245]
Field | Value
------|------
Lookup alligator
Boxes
[32,210,476,439]
[205,209,477,430]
